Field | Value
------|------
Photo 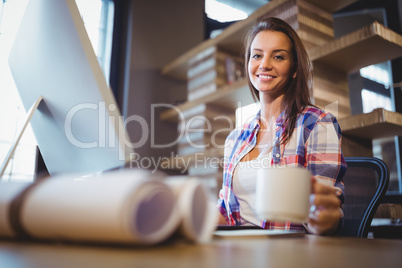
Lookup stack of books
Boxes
[176,103,235,158]
[186,46,244,101]
[175,103,235,195]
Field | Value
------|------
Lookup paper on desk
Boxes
[0,170,218,245]
[213,229,305,239]
[19,169,181,245]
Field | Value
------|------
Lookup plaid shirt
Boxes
[218,106,346,230]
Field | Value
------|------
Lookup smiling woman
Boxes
[217,17,347,236]
[0,0,114,181]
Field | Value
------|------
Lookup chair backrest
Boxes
[339,157,389,238]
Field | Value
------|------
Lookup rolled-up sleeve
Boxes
[305,112,346,203]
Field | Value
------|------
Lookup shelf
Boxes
[339,108,402,140]
[309,22,402,73]
[161,2,402,124]
[160,79,252,122]
[160,21,402,122]
[162,0,359,81]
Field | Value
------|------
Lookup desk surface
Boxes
[1,236,402,268]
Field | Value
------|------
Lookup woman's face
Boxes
[248,30,295,97]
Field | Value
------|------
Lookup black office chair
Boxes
[339,157,389,238]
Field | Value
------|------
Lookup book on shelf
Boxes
[178,103,235,120]
[178,127,233,143]
[178,104,236,132]
[224,55,244,85]
[177,142,225,158]
[187,55,216,79]
[177,139,223,153]
[187,46,240,79]
[187,83,218,101]
[187,68,226,92]
[161,147,225,172]
[186,46,244,101]
[175,103,234,159]
[178,121,230,141]
[177,122,228,156]
[177,143,208,157]
[0,169,218,245]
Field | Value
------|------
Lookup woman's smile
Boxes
[256,74,276,80]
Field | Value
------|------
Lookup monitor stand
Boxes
[0,96,43,179]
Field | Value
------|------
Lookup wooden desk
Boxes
[1,235,401,268]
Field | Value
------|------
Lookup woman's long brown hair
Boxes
[244,17,313,145]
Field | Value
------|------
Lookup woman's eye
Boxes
[274,55,285,60]
[252,54,262,59]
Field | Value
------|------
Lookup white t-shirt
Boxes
[232,152,272,226]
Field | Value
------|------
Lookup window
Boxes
[204,0,264,39]
[360,65,391,87]
[361,89,392,114]
[205,0,248,23]
[76,0,115,84]
[0,0,114,181]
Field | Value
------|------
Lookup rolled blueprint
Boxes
[0,169,180,245]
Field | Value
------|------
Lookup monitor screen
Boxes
[8,0,133,175]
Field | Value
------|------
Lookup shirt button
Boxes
[276,154,280,157]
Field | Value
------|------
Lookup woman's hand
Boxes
[306,179,343,235]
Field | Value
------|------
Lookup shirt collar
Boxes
[275,110,287,126]
[252,109,287,127]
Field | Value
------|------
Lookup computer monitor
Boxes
[7,0,133,175]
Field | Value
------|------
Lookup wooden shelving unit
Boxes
[160,21,402,122]
[339,108,402,157]
[162,0,359,81]
[160,79,252,122]
[339,108,402,140]
[310,22,402,73]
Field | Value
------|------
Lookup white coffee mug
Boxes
[256,167,311,223]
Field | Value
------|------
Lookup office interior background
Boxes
[0,0,401,199]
